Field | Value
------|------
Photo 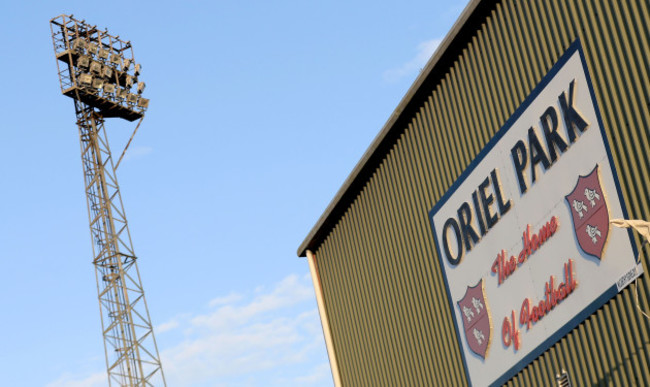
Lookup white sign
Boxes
[429,41,641,387]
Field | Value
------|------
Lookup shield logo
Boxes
[565,165,610,259]
[457,278,491,359]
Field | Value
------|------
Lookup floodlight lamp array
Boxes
[51,14,150,121]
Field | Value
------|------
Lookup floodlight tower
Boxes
[50,15,165,386]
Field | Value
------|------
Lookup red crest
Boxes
[565,165,610,260]
[457,279,491,359]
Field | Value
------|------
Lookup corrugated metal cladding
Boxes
[305,0,650,386]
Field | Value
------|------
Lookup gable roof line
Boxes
[298,0,487,257]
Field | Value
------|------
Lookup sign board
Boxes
[429,40,642,387]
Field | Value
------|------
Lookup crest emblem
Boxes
[565,165,610,259]
[457,279,491,359]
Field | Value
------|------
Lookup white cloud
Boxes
[160,273,328,386]
[383,38,442,83]
[156,319,180,334]
[208,292,243,307]
[190,274,314,332]
[49,273,332,387]
[46,372,106,387]
[122,145,153,161]
[293,362,333,384]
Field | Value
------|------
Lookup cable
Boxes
[115,116,144,170]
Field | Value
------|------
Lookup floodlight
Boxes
[102,66,113,79]
[116,87,128,99]
[77,55,90,69]
[137,98,149,108]
[88,43,99,55]
[52,14,150,121]
[72,38,87,52]
[78,73,93,87]
[51,15,162,383]
[92,78,104,90]
[90,61,102,74]
[110,54,122,67]
[98,49,109,60]
[125,75,134,88]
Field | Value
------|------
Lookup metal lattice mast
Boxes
[51,15,165,386]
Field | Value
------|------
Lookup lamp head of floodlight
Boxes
[90,61,102,75]
[72,38,87,52]
[78,55,90,69]
[123,58,131,71]
[116,87,128,99]
[87,43,98,55]
[98,48,109,60]
[102,65,112,79]
[110,54,122,67]
[78,73,93,88]
[136,81,145,94]
[92,78,104,90]
[104,83,116,94]
[133,63,141,76]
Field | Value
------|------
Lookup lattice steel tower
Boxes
[50,15,166,386]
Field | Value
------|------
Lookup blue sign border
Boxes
[427,39,638,386]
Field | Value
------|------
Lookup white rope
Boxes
[634,241,650,320]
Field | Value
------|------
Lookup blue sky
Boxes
[0,1,467,385]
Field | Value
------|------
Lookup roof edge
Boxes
[298,0,489,257]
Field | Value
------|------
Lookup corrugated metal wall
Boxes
[313,0,650,385]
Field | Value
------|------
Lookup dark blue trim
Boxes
[428,39,639,386]
[428,212,472,382]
